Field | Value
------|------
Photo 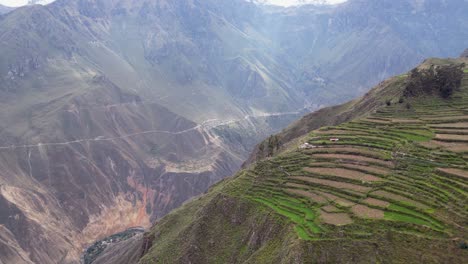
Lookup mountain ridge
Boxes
[0,1,467,263]
[131,57,468,264]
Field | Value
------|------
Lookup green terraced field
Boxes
[239,63,468,241]
[140,59,468,264]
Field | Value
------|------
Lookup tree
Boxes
[435,63,464,98]
[258,142,265,159]
[266,135,281,157]
[267,136,274,157]
[404,63,464,99]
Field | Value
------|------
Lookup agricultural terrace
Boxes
[233,67,468,241]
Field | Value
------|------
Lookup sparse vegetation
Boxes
[83,228,144,264]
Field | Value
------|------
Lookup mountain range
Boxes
[0,0,467,263]
[110,55,468,264]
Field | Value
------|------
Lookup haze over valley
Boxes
[0,0,467,263]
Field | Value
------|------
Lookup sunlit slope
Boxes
[139,59,468,263]
[241,59,468,242]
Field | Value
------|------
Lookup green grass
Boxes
[387,130,434,142]
[253,198,302,223]
[294,225,312,240]
[384,211,434,227]
[388,204,444,230]
[254,195,322,236]
[232,60,467,241]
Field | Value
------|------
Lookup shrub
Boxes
[267,135,281,156]
[403,63,465,99]
[459,241,468,250]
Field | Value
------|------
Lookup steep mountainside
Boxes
[0,1,282,263]
[132,58,468,263]
[245,74,403,164]
[258,0,468,103]
[0,0,467,263]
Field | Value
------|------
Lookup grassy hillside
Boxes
[0,1,467,262]
[138,59,468,263]
[244,59,419,165]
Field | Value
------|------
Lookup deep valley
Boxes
[0,0,467,263]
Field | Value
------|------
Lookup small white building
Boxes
[299,143,316,149]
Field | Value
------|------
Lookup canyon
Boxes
[0,0,467,263]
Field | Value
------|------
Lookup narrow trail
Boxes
[0,110,303,151]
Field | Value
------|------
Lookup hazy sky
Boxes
[0,0,347,7]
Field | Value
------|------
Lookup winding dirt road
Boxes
[0,110,303,151]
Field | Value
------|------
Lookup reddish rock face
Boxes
[0,81,240,263]
[0,2,280,262]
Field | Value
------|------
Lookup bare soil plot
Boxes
[341,164,390,176]
[292,176,372,193]
[435,134,468,141]
[285,188,327,204]
[308,162,337,167]
[351,204,384,219]
[437,168,468,180]
[315,191,355,207]
[320,210,353,226]
[372,190,427,209]
[443,144,468,153]
[312,154,394,167]
[304,167,382,182]
[363,197,390,208]
[322,205,341,213]
[423,140,468,152]
[286,182,311,189]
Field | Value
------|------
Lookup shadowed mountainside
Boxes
[0,0,467,263]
